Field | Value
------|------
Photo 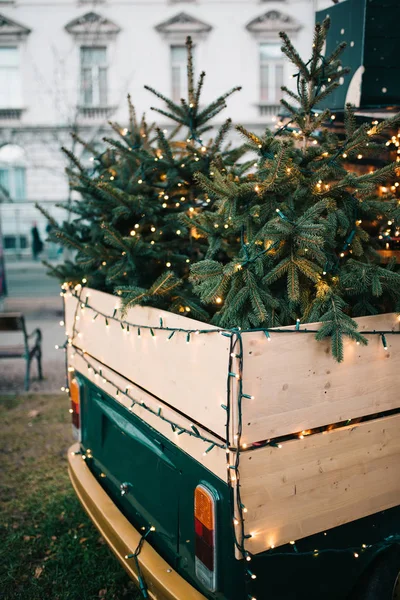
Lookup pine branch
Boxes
[186,36,195,106]
[144,85,186,119]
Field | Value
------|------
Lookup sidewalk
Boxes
[2,296,63,315]
[4,259,62,270]
[0,316,67,394]
[1,259,67,393]
[2,258,63,313]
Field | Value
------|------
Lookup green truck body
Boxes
[71,372,400,600]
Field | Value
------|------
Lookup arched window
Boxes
[0,144,26,201]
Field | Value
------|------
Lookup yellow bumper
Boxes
[68,443,206,600]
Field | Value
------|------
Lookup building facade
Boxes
[0,0,330,257]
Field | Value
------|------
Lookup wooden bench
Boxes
[0,313,43,391]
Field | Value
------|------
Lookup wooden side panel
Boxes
[69,350,229,481]
[64,288,230,439]
[240,314,400,443]
[238,414,400,555]
[0,313,24,332]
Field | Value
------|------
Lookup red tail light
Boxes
[195,484,217,591]
[69,376,81,441]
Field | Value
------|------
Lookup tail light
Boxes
[195,484,217,592]
[69,376,81,441]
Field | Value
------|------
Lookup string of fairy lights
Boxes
[59,284,400,600]
[89,109,400,283]
[67,345,227,452]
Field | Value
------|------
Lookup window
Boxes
[259,43,284,104]
[4,235,28,250]
[80,46,108,107]
[0,166,26,200]
[0,47,22,108]
[0,144,26,201]
[171,45,189,103]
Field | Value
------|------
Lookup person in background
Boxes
[31,222,43,261]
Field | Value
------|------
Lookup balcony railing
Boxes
[257,104,281,117]
[0,108,24,120]
[77,106,116,119]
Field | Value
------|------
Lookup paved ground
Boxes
[0,259,66,394]
[0,316,67,394]
[3,259,61,299]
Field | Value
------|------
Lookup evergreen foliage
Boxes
[40,22,400,361]
[189,18,400,360]
[37,37,245,320]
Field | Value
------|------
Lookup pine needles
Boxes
[39,24,400,361]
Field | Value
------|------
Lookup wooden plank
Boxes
[237,414,400,555]
[69,349,229,481]
[239,313,400,444]
[0,313,24,332]
[64,288,231,439]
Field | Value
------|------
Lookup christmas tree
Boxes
[189,18,400,360]
[40,22,400,361]
[38,37,247,320]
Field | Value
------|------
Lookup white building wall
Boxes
[0,0,332,256]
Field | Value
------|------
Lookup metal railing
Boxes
[257,104,281,117]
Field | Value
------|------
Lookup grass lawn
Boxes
[0,394,140,600]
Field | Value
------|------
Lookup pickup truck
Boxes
[65,287,400,600]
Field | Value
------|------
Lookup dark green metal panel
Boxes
[80,381,181,563]
[316,0,366,111]
[316,0,400,110]
[362,0,400,107]
[251,507,400,600]
[78,374,245,600]
[78,374,400,600]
